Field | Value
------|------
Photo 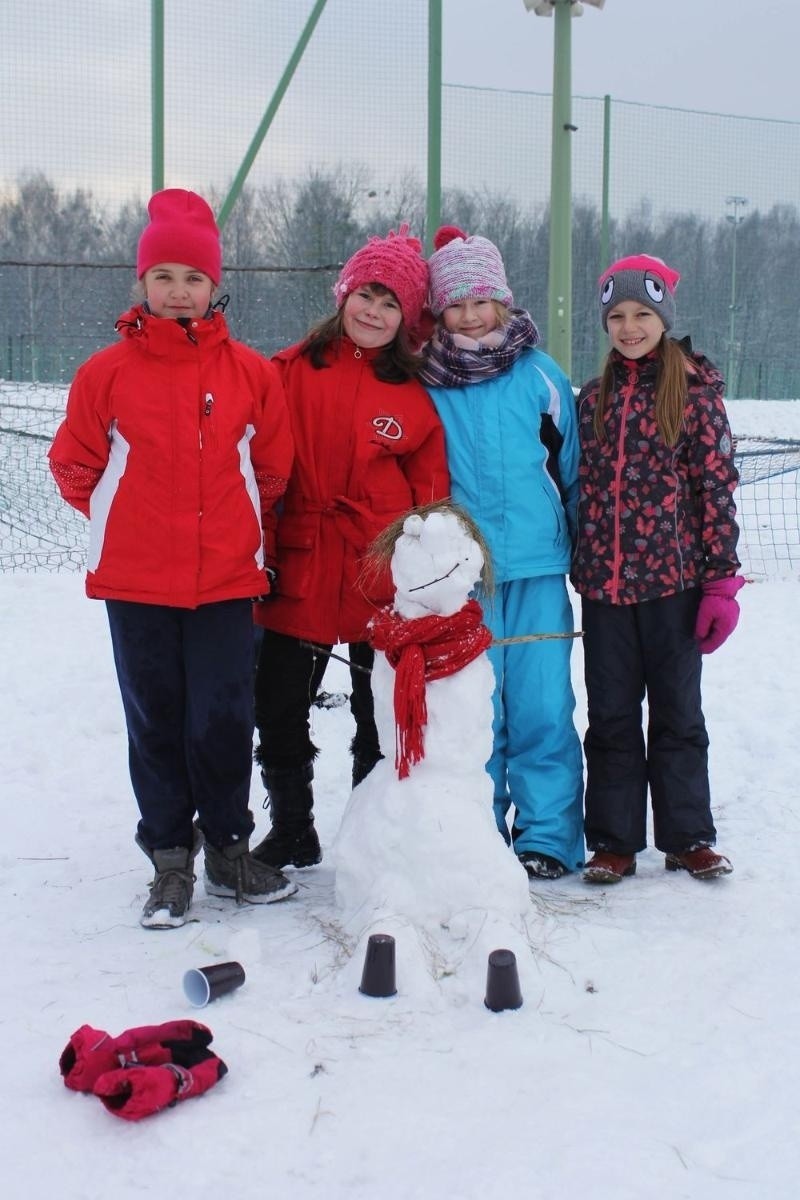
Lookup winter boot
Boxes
[351,751,383,789]
[136,826,203,930]
[664,846,733,879]
[518,851,568,880]
[204,839,297,904]
[583,851,637,884]
[251,762,321,869]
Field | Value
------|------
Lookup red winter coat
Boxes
[571,346,740,605]
[255,338,450,644]
[49,305,293,608]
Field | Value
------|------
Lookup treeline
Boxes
[2,171,800,396]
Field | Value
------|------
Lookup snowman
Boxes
[333,502,532,994]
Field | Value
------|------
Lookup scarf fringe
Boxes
[369,599,492,780]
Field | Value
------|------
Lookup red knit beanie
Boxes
[333,224,430,340]
[137,189,222,285]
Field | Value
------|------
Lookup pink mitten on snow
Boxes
[694,576,744,654]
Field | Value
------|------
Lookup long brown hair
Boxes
[302,284,422,382]
[594,336,689,447]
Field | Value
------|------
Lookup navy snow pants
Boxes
[105,599,256,851]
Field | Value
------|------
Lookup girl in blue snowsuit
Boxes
[420,226,584,877]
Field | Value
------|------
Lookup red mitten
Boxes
[92,1050,227,1121]
[694,576,745,655]
[59,1020,212,1092]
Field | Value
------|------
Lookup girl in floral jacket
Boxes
[571,254,742,884]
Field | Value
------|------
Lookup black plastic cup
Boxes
[484,948,523,1012]
[359,933,397,998]
[183,961,246,1007]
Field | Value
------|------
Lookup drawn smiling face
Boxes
[391,511,485,618]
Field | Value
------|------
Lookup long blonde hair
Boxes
[594,336,689,447]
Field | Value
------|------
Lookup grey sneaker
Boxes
[204,840,297,905]
[136,828,202,929]
[137,849,194,929]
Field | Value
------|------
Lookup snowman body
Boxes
[333,510,530,965]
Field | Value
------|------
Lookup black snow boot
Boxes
[251,761,322,869]
[351,750,384,789]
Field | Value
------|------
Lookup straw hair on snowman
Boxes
[367,502,495,779]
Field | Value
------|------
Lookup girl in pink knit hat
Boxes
[49,189,299,926]
[572,254,742,884]
[252,226,450,872]
[421,225,584,882]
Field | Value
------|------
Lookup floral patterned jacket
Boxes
[570,345,740,605]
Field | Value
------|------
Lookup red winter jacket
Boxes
[49,305,293,608]
[571,346,740,605]
[255,338,450,644]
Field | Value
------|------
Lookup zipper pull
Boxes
[204,392,214,416]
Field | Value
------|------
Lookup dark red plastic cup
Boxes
[484,949,523,1012]
[183,961,246,1007]
[359,933,397,998]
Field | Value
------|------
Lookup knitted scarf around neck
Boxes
[419,308,540,388]
[369,599,492,779]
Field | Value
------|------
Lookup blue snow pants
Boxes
[105,598,256,852]
[485,575,585,870]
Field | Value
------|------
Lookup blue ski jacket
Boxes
[423,348,578,581]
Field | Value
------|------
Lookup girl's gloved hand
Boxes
[694,575,745,654]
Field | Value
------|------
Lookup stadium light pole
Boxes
[522,0,606,377]
[725,195,748,398]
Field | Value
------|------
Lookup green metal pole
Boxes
[426,0,443,254]
[150,0,164,193]
[218,0,329,228]
[598,92,611,369]
[547,0,573,377]
[599,94,611,272]
[727,223,738,398]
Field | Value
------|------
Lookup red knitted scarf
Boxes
[369,598,492,779]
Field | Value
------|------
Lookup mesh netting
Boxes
[2,383,796,581]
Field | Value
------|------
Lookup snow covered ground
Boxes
[1,398,799,1198]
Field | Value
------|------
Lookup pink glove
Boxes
[59,1020,212,1092]
[694,576,745,654]
[92,1050,227,1121]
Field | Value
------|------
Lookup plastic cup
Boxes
[358,933,397,998]
[183,961,246,1007]
[484,948,523,1012]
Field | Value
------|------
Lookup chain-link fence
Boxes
[2,0,799,577]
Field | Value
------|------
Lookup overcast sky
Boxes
[3,0,798,215]
[444,0,799,122]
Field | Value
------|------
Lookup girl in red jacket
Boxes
[49,189,297,927]
[252,226,450,871]
[571,254,742,885]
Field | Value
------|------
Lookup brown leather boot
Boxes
[665,846,733,879]
[583,851,637,884]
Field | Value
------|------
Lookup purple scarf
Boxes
[419,309,540,388]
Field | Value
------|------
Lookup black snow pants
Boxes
[254,629,379,769]
[581,589,717,855]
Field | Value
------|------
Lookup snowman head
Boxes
[367,502,493,619]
